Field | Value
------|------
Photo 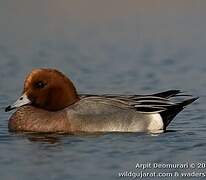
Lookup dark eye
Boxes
[34,81,46,89]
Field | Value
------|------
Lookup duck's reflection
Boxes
[9,131,105,144]
[27,133,61,144]
[9,129,176,144]
[9,131,64,144]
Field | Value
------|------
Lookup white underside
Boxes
[147,113,163,131]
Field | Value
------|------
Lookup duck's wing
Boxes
[151,90,182,98]
[79,90,198,129]
[80,90,185,100]
[79,90,188,113]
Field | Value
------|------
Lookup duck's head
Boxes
[5,68,80,112]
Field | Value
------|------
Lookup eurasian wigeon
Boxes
[5,68,198,133]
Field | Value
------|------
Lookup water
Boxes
[0,1,205,179]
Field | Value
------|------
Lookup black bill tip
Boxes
[5,105,15,112]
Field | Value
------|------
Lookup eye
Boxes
[34,81,46,89]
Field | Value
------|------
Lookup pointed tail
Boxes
[160,97,199,130]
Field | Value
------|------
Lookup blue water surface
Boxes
[0,1,205,180]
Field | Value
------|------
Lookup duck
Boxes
[5,68,198,133]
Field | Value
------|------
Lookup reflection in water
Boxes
[8,130,168,144]
[8,132,63,144]
[26,134,61,144]
[9,131,106,144]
